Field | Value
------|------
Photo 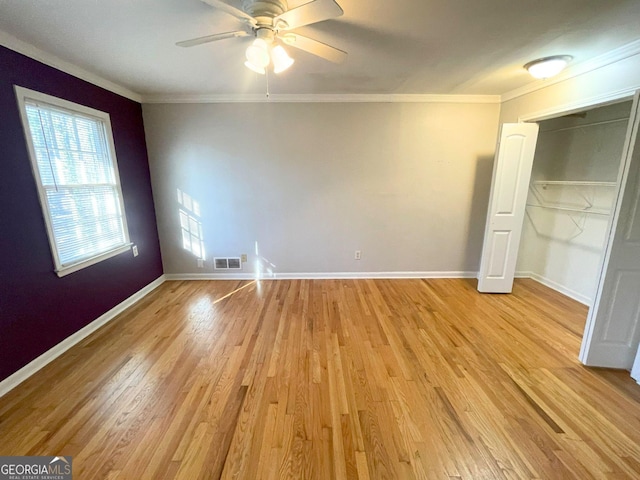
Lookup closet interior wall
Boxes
[517,101,633,305]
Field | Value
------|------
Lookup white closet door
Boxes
[580,92,640,369]
[632,349,640,383]
[478,123,539,293]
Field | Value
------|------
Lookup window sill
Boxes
[55,244,133,277]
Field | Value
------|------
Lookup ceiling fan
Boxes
[177,0,347,75]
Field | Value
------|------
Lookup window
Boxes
[15,86,131,277]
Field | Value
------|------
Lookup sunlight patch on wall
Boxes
[254,240,276,279]
[177,188,205,259]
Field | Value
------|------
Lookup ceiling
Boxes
[1,0,640,100]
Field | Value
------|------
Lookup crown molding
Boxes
[501,39,640,103]
[5,24,637,108]
[0,30,142,103]
[141,93,501,104]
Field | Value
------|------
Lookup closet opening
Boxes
[517,99,633,346]
[479,91,640,371]
[516,101,632,306]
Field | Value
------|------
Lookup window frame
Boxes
[15,85,132,277]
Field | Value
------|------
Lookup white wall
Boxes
[502,52,640,303]
[142,102,500,277]
[518,198,615,304]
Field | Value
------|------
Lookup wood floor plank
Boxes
[1,278,640,479]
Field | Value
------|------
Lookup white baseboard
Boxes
[514,271,533,279]
[165,273,256,280]
[0,275,166,398]
[516,271,591,306]
[165,271,478,281]
[272,271,478,280]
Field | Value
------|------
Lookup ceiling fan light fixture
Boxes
[524,55,572,79]
[244,60,266,75]
[246,38,271,68]
[271,45,294,74]
[178,0,347,75]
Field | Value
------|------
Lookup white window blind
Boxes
[16,87,131,276]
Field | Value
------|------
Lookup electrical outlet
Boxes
[355,250,361,260]
[241,254,248,263]
[197,258,204,268]
[132,245,138,257]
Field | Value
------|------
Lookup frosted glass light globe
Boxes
[525,56,572,79]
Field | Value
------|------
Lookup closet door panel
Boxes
[478,123,539,293]
[581,91,640,368]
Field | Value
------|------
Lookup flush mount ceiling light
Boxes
[524,55,573,79]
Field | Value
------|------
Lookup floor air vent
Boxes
[214,257,242,270]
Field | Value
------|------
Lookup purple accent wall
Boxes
[0,46,163,382]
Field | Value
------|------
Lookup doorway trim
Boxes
[517,87,636,123]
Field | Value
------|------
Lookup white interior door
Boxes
[478,123,539,293]
[580,92,640,369]
[632,348,640,383]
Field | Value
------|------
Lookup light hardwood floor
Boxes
[1,279,640,479]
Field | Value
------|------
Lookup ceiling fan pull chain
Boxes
[266,68,270,99]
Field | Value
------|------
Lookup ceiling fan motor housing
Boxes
[255,27,276,43]
[243,0,288,19]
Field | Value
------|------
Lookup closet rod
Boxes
[541,117,628,134]
[526,204,610,216]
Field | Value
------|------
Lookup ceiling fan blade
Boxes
[275,0,343,30]
[200,0,257,26]
[281,33,346,63]
[176,30,250,48]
